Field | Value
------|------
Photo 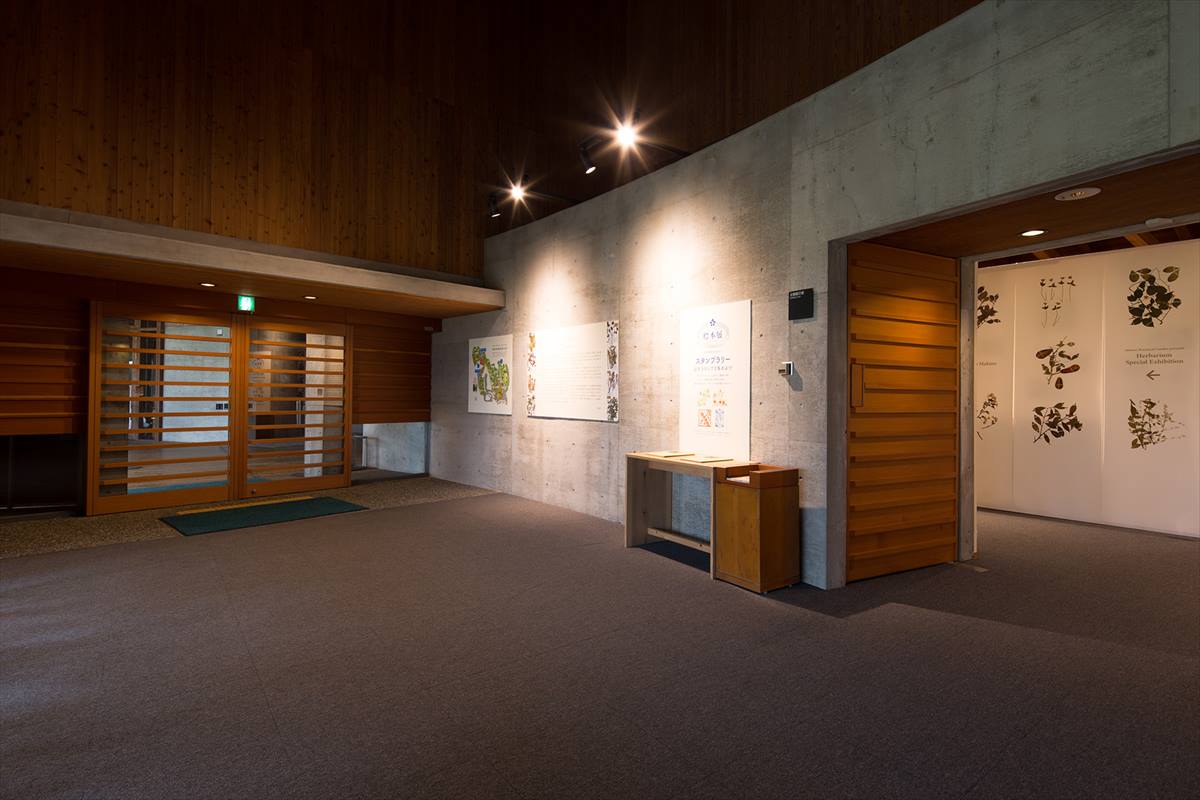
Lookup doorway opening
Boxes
[836,151,1200,584]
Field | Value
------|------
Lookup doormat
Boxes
[161,496,366,536]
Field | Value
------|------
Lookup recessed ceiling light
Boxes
[199,282,216,287]
[1054,187,1101,202]
[510,184,525,201]
[303,295,318,300]
[1021,229,1046,237]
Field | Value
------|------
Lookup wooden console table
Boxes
[625,452,755,575]
[625,452,800,592]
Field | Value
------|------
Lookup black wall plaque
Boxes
[789,289,815,320]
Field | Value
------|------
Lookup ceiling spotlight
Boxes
[303,295,318,300]
[615,122,638,149]
[579,146,596,175]
[1021,229,1046,237]
[510,184,525,201]
[199,282,216,287]
[488,193,501,218]
[1054,186,1101,202]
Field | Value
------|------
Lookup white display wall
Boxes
[974,240,1199,537]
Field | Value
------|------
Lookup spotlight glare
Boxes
[616,122,637,148]
[510,184,525,201]
[1021,229,1046,237]
[199,282,216,287]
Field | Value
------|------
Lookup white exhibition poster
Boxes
[678,299,751,460]
[526,321,618,422]
[1100,240,1199,535]
[468,334,513,415]
[974,239,1199,536]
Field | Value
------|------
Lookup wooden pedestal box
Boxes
[713,464,800,593]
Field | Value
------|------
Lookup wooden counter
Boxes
[625,452,799,591]
[625,452,754,567]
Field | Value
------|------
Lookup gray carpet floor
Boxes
[1,497,1197,799]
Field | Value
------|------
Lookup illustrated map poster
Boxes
[468,335,513,415]
[974,239,1199,536]
[679,299,751,460]
[527,321,618,422]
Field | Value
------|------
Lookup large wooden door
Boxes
[846,242,960,582]
[242,319,352,498]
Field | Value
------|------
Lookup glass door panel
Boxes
[91,310,236,513]
[243,322,350,497]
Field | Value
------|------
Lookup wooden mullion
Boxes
[99,468,228,486]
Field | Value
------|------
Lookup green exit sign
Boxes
[237,295,255,312]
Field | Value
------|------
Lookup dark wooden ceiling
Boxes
[872,154,1200,258]
[0,0,980,278]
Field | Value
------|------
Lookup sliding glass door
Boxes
[243,319,351,497]
[91,307,236,514]
[88,306,352,513]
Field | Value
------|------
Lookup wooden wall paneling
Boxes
[0,286,88,436]
[2,1,980,273]
[351,323,432,424]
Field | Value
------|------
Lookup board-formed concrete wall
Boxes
[431,0,1200,588]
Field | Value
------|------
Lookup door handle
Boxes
[851,363,864,408]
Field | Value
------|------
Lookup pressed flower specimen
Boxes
[976,392,999,439]
[1039,275,1075,327]
[1128,266,1181,327]
[1128,398,1186,449]
[976,286,1001,328]
[1031,402,1083,444]
[1034,339,1080,389]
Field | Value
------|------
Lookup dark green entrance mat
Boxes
[161,497,366,536]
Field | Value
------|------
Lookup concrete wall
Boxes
[362,423,429,474]
[430,0,1200,588]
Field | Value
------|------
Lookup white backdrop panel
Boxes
[974,268,1015,509]
[1010,259,1103,521]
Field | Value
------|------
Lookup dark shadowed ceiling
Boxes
[0,0,981,277]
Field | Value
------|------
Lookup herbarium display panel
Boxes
[974,268,1014,509]
[1010,257,1103,523]
[975,239,1199,537]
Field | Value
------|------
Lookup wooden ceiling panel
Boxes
[872,154,1200,258]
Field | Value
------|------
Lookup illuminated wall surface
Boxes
[975,240,1200,536]
[430,1,1200,587]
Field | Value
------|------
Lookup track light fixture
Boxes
[576,108,691,176]
[488,193,501,218]
[579,146,597,175]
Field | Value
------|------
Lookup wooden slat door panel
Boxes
[846,242,960,582]
[88,304,236,514]
[242,319,352,498]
